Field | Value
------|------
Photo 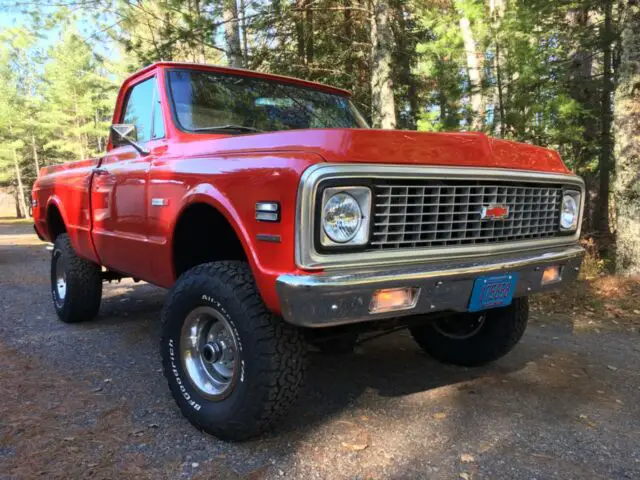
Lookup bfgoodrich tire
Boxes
[51,233,102,323]
[160,261,307,441]
[410,298,529,367]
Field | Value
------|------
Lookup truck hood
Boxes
[184,128,571,174]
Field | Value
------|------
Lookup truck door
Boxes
[91,76,166,281]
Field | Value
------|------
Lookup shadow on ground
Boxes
[1,221,638,479]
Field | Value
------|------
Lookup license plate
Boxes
[468,273,519,312]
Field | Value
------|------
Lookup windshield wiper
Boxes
[192,125,263,133]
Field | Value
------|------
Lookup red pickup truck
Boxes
[32,62,585,441]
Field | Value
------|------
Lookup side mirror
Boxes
[110,124,149,155]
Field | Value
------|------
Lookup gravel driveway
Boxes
[1,221,639,479]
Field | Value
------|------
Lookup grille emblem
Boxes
[481,204,510,220]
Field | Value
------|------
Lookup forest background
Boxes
[0,0,639,273]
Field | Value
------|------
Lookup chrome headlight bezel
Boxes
[319,186,372,248]
[560,190,581,231]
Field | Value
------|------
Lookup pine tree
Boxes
[41,30,117,162]
[0,28,33,218]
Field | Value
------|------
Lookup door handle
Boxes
[93,168,109,176]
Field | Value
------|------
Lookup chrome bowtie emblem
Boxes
[481,204,509,220]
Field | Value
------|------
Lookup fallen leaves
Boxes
[341,439,369,452]
[530,275,640,331]
[577,414,597,429]
[333,419,371,453]
[341,430,371,452]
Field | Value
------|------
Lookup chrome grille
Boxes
[371,180,563,250]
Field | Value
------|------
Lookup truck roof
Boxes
[123,62,352,97]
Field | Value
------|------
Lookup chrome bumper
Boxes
[276,245,585,327]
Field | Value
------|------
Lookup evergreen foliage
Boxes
[0,0,637,272]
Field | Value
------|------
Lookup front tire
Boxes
[160,261,306,441]
[51,233,102,323]
[410,298,529,366]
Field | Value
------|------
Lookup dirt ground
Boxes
[1,221,639,480]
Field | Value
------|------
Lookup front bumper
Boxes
[276,245,585,327]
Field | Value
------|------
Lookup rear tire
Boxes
[410,298,529,366]
[160,261,306,441]
[51,233,102,323]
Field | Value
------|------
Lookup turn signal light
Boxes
[541,265,562,285]
[370,287,419,314]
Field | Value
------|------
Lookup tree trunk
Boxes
[596,0,614,234]
[95,110,104,153]
[494,42,506,136]
[192,0,206,62]
[31,133,40,174]
[459,14,484,131]
[438,78,448,126]
[613,1,640,274]
[344,0,353,77]
[490,0,506,137]
[223,0,243,68]
[305,2,314,65]
[295,0,306,64]
[566,7,597,231]
[395,1,418,129]
[239,0,248,66]
[370,0,396,129]
[12,148,29,218]
[72,88,86,160]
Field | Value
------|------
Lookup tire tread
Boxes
[52,233,102,323]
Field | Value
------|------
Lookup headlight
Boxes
[320,187,371,246]
[560,191,580,231]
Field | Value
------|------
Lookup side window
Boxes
[120,77,164,144]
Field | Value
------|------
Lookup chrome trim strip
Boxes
[296,164,585,270]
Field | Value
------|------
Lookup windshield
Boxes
[167,69,369,133]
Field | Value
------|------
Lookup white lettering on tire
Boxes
[168,338,202,411]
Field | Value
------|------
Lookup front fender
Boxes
[152,151,325,315]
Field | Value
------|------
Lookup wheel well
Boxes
[173,203,248,278]
[47,205,66,241]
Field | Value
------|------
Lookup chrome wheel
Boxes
[53,251,67,307]
[433,313,486,340]
[180,306,239,400]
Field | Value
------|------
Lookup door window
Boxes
[120,77,164,144]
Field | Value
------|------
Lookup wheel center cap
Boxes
[202,342,223,364]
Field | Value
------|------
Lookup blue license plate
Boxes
[468,273,519,312]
